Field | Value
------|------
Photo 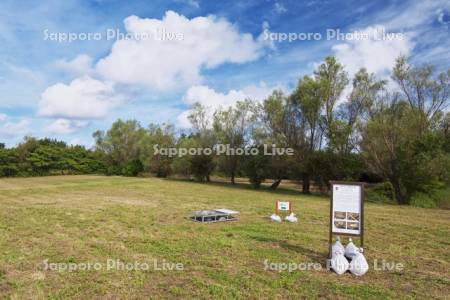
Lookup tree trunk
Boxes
[270,179,282,190]
[231,171,235,184]
[391,177,407,204]
[302,173,310,194]
[206,174,211,182]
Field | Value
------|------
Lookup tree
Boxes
[242,145,270,188]
[0,137,103,177]
[393,56,449,124]
[141,123,176,177]
[290,76,321,193]
[186,103,216,182]
[93,119,146,176]
[361,94,448,204]
[213,99,256,184]
[315,56,349,149]
[258,90,300,189]
[333,68,386,154]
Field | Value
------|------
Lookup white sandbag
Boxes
[345,238,358,259]
[330,249,349,275]
[270,214,282,222]
[284,212,298,222]
[349,248,369,276]
[331,237,345,257]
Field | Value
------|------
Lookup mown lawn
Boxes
[0,175,449,299]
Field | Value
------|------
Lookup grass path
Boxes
[0,175,449,299]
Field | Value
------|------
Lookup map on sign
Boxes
[332,184,362,235]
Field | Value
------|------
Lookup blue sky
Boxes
[0,0,449,147]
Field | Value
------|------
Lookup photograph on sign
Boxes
[332,184,362,235]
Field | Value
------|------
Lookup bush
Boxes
[122,159,144,177]
[366,182,395,203]
[410,186,450,209]
[242,147,270,189]
[410,192,438,208]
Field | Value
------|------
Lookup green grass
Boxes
[0,175,449,299]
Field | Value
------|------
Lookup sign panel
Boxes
[331,183,362,235]
[277,201,291,211]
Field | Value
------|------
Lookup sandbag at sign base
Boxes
[344,238,358,260]
[284,212,298,222]
[329,239,369,276]
[270,214,282,222]
[330,250,349,275]
[331,237,345,254]
[349,248,369,276]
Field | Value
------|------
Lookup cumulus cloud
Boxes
[332,25,412,78]
[38,76,123,119]
[53,54,93,76]
[45,119,89,134]
[96,11,265,90]
[38,11,267,126]
[177,83,278,127]
[0,119,30,138]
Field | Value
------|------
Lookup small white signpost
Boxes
[276,201,292,215]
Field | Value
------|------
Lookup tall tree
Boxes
[213,99,256,184]
[93,119,146,176]
[260,90,300,189]
[361,93,448,204]
[393,56,449,123]
[290,76,321,193]
[187,103,216,182]
[334,68,386,153]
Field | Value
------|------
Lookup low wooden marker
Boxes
[328,181,365,258]
[275,200,292,215]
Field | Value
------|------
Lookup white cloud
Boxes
[45,119,89,134]
[274,2,287,14]
[38,76,123,120]
[96,11,265,90]
[186,0,200,8]
[332,25,412,78]
[53,54,93,76]
[183,85,248,108]
[177,83,278,128]
[6,63,43,84]
[380,1,450,31]
[68,138,93,148]
[0,113,7,122]
[0,119,30,138]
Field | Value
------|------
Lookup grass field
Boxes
[0,176,449,299]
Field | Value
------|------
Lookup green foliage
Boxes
[410,185,450,208]
[122,159,144,177]
[309,151,364,193]
[366,182,395,203]
[213,99,256,184]
[242,146,270,188]
[143,124,176,177]
[410,192,438,208]
[0,137,104,177]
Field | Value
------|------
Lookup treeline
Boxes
[1,56,449,207]
[90,56,449,206]
[0,138,104,176]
